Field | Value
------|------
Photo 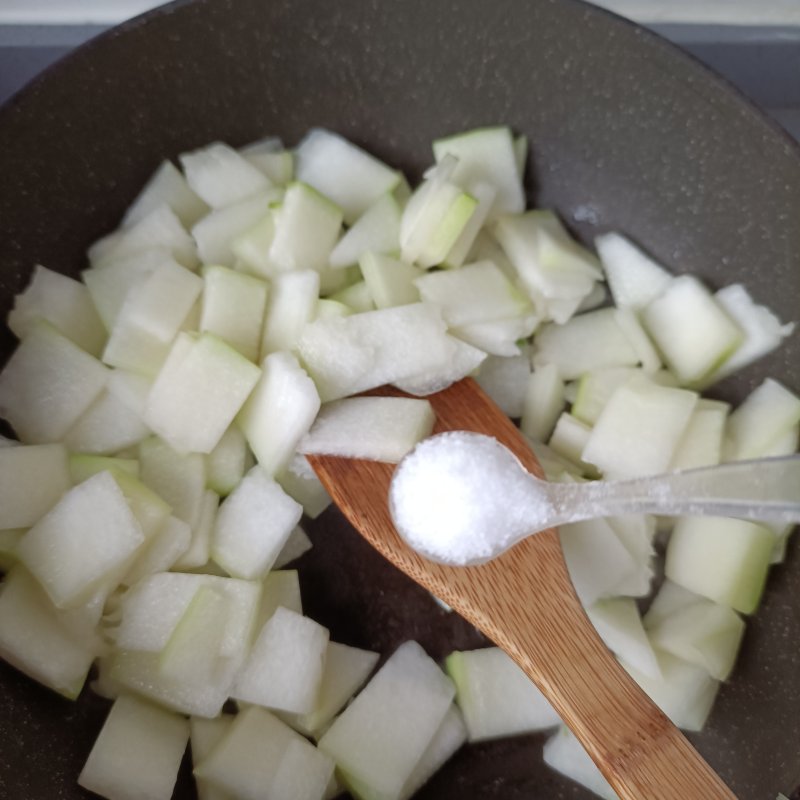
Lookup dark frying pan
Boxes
[0,1,798,798]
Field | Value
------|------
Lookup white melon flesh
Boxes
[89,206,199,271]
[180,141,273,209]
[122,159,209,229]
[123,515,191,585]
[172,489,218,571]
[212,467,302,580]
[17,471,145,609]
[594,232,672,309]
[295,128,400,224]
[570,367,639,426]
[8,264,106,356]
[642,275,743,386]
[110,469,172,539]
[0,567,97,699]
[194,706,334,800]
[520,364,565,442]
[256,570,303,629]
[474,354,531,418]
[393,337,486,397]
[200,265,268,362]
[273,525,314,570]
[614,307,662,373]
[432,127,524,217]
[415,260,532,327]
[581,376,697,478]
[0,321,109,444]
[543,726,618,800]
[669,399,729,470]
[190,716,236,800]
[647,596,745,681]
[241,139,293,185]
[207,425,249,496]
[445,647,560,741]
[0,443,71,529]
[192,192,274,268]
[724,378,800,461]
[233,606,329,714]
[644,580,704,631]
[442,182,497,268]
[533,308,638,380]
[665,516,774,614]
[588,597,661,679]
[547,413,595,474]
[330,280,375,313]
[300,397,434,463]
[359,252,422,309]
[318,641,455,799]
[297,303,456,401]
[329,193,401,268]
[268,183,343,272]
[238,351,321,475]
[78,695,189,800]
[620,650,720,732]
[144,332,261,454]
[453,313,538,357]
[605,514,656,598]
[261,270,320,355]
[282,641,379,738]
[276,454,333,519]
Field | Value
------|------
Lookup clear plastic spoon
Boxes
[389,431,800,567]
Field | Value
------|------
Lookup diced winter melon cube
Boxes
[194,706,334,800]
[145,332,261,454]
[587,598,660,679]
[432,127,524,217]
[256,570,303,629]
[393,337,486,397]
[191,716,236,800]
[329,193,401,268]
[706,283,795,382]
[233,606,329,714]
[543,726,618,800]
[415,260,533,327]
[90,205,198,271]
[241,140,294,185]
[0,567,97,698]
[212,467,302,580]
[109,469,172,539]
[207,425,249,496]
[123,515,191,585]
[605,515,656,598]
[192,192,274,267]
[122,159,210,229]
[140,436,206,529]
[570,367,639,426]
[452,313,538,357]
[474,354,531,418]
[268,182,343,272]
[594,232,672,310]
[0,322,109,443]
[0,443,70,529]
[581,376,697,478]
[548,413,596,475]
[173,489,218,570]
[330,280,376,313]
[620,650,720,732]
[614,308,662,373]
[8,264,106,356]
[724,378,800,461]
[300,397,434,463]
[180,141,273,209]
[238,351,321,475]
[647,596,744,681]
[359,252,422,309]
[669,399,729,470]
[200,265,268,362]
[644,581,705,631]
[398,704,467,800]
[79,695,189,800]
[532,308,638,380]
[319,641,455,798]
[642,275,743,386]
[442,182,497,268]
[273,525,314,569]
[102,255,204,375]
[665,516,774,614]
[282,641,379,738]
[276,454,333,519]
[261,270,320,356]
[17,471,145,608]
[445,647,559,741]
[520,364,565,442]
[295,129,400,224]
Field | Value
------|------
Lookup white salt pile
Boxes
[389,431,553,566]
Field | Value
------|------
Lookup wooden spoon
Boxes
[308,378,738,800]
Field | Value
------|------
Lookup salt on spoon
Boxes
[389,431,800,567]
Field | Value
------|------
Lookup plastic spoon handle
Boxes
[545,455,800,527]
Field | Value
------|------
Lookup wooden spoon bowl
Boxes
[309,378,738,800]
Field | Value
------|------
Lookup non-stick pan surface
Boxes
[0,1,797,797]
